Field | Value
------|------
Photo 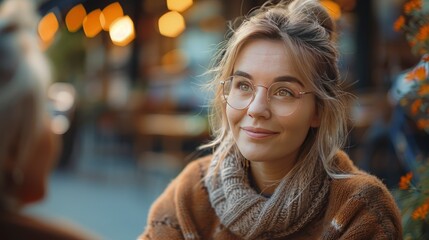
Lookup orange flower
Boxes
[399,172,413,190]
[394,16,405,32]
[407,66,427,81]
[411,99,423,115]
[404,0,423,14]
[417,119,429,130]
[423,55,429,62]
[414,66,427,81]
[418,84,429,95]
[412,198,429,220]
[416,24,429,42]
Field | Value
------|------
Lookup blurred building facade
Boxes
[37,0,420,168]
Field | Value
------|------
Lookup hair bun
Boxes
[287,0,336,41]
[313,4,336,41]
[0,0,50,89]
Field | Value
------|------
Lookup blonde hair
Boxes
[0,0,51,196]
[201,0,353,179]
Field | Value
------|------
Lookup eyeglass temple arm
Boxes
[299,91,314,95]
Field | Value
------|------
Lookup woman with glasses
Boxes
[140,0,401,239]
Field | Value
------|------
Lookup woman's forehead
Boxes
[232,39,312,87]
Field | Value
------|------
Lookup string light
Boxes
[320,0,342,21]
[109,15,135,46]
[38,12,59,42]
[167,0,193,12]
[158,11,186,38]
[65,4,86,32]
[83,9,102,38]
[100,2,124,31]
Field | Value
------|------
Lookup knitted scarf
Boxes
[204,155,330,239]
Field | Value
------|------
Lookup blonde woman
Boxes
[0,0,98,239]
[140,0,402,239]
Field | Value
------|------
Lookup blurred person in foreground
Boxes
[0,0,98,239]
[139,0,402,239]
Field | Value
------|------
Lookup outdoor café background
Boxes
[27,0,421,239]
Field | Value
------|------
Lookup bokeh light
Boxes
[51,115,70,135]
[48,82,76,112]
[167,0,193,12]
[100,2,124,31]
[109,15,135,47]
[158,11,186,38]
[38,12,59,43]
[65,4,87,32]
[83,9,102,38]
[320,0,342,21]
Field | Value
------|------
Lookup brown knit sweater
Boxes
[139,151,402,240]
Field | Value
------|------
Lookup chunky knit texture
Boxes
[204,155,330,239]
[139,151,402,240]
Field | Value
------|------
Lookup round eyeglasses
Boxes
[221,75,314,116]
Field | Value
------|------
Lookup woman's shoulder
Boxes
[0,212,100,240]
[331,151,394,200]
[178,154,213,179]
[324,174,402,238]
[322,152,402,238]
[330,171,394,202]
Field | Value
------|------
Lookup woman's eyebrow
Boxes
[232,70,253,79]
[273,76,304,87]
[233,70,304,87]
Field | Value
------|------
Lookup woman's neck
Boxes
[249,157,297,196]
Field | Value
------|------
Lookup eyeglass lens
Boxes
[222,76,304,116]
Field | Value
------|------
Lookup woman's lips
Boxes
[241,127,279,139]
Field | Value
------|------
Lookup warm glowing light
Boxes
[65,4,86,32]
[51,115,70,135]
[320,0,341,20]
[38,12,59,42]
[100,2,124,31]
[48,82,76,112]
[109,16,135,47]
[83,9,102,38]
[158,11,186,38]
[167,0,193,12]
[161,49,188,73]
[54,91,74,111]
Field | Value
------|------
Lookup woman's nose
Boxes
[247,87,271,119]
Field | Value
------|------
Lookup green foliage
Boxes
[394,161,429,239]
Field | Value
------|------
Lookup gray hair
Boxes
[0,0,52,194]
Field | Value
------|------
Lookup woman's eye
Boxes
[237,82,252,92]
[274,88,294,97]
